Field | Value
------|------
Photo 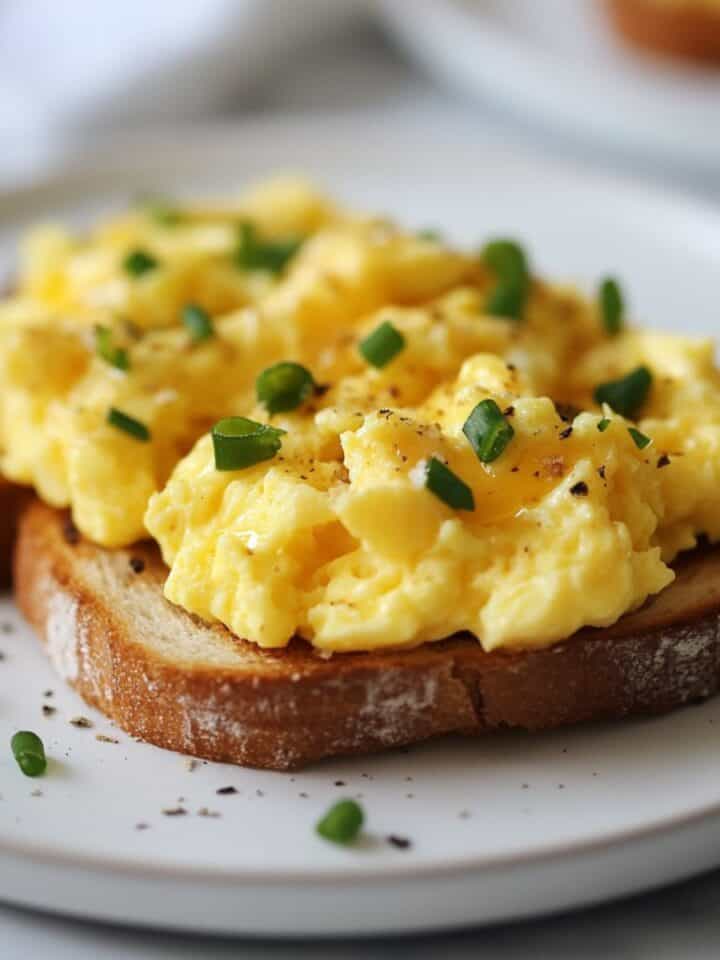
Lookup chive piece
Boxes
[235,222,304,274]
[417,228,441,242]
[597,417,611,432]
[107,407,151,442]
[485,280,527,321]
[425,457,475,511]
[463,399,514,463]
[11,731,46,777]
[256,362,316,415]
[593,366,652,419]
[182,304,214,343]
[123,249,158,277]
[482,239,528,280]
[482,239,530,322]
[95,325,129,371]
[212,417,285,471]
[316,799,364,845]
[628,427,651,449]
[599,277,624,336]
[359,320,406,369]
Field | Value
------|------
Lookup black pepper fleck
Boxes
[334,780,346,787]
[129,556,145,574]
[503,405,515,417]
[598,465,606,480]
[42,705,56,716]
[387,835,412,850]
[162,807,187,817]
[559,427,573,440]
[570,481,589,497]
[216,786,237,795]
[657,454,671,469]
[554,402,580,423]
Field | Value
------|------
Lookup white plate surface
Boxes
[381,0,720,176]
[2,122,720,936]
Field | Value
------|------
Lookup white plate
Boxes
[2,122,720,936]
[380,0,720,177]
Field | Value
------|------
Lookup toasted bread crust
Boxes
[14,500,720,769]
[604,0,720,62]
[0,481,29,585]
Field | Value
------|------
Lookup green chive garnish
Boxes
[628,427,651,449]
[256,362,316,415]
[483,239,528,279]
[425,457,475,511]
[95,325,129,371]
[482,238,530,322]
[463,399,514,463]
[182,303,214,343]
[485,281,527,321]
[316,799,364,845]
[107,407,150,442]
[235,222,304,274]
[599,277,624,336]
[597,417,611,432]
[593,366,652,418]
[359,320,405,368]
[212,417,285,471]
[11,731,46,777]
[417,228,441,242]
[123,249,158,277]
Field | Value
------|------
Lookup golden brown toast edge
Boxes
[14,499,720,770]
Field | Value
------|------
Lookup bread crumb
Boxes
[69,716,92,728]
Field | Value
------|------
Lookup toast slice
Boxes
[14,499,720,770]
[603,0,720,63]
[0,480,29,586]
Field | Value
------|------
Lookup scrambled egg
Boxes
[3,179,720,653]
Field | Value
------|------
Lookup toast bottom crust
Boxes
[14,500,720,770]
[604,0,720,62]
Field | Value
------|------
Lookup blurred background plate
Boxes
[380,0,720,177]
